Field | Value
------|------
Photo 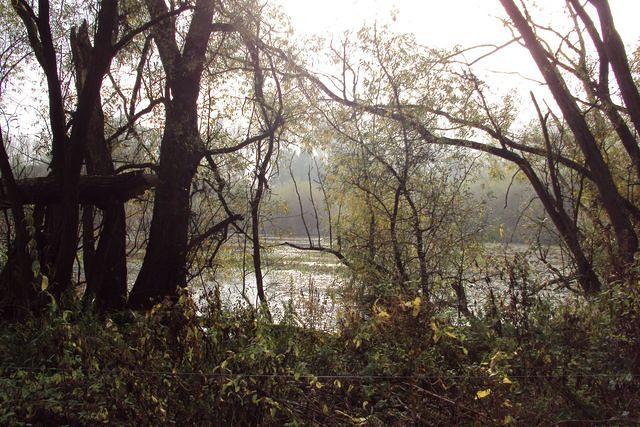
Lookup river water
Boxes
[176,238,570,329]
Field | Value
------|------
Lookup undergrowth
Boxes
[0,285,639,425]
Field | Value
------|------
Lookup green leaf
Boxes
[31,260,40,277]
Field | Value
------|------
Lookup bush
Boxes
[1,283,639,424]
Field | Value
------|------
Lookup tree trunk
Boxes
[405,191,429,297]
[128,107,201,309]
[500,0,638,268]
[0,172,158,209]
[519,162,602,294]
[0,127,37,320]
[390,184,408,285]
[72,23,127,311]
[128,0,215,309]
[590,0,640,138]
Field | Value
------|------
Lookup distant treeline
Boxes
[266,151,557,244]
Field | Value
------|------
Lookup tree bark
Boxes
[0,172,159,208]
[590,0,640,138]
[71,22,127,311]
[0,127,37,320]
[519,161,601,294]
[128,0,216,311]
[500,0,638,268]
[390,184,409,285]
[128,106,203,309]
[50,2,119,298]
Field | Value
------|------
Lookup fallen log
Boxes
[0,171,160,208]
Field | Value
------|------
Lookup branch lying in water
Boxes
[281,242,353,270]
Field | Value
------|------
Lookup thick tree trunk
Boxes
[128,107,201,309]
[72,23,127,311]
[128,0,215,310]
[81,205,96,306]
[51,3,119,297]
[0,172,159,208]
[92,208,127,311]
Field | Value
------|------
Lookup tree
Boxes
[499,0,638,270]
[9,0,121,308]
[129,0,285,309]
[269,0,640,295]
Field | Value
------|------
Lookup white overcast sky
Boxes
[275,1,640,75]
[5,1,640,143]
[275,0,640,122]
[276,0,639,48]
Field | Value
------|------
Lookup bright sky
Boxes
[275,0,640,124]
[277,0,640,48]
[5,1,640,145]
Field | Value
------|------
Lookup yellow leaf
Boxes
[40,275,49,291]
[377,310,391,320]
[502,376,512,385]
[490,351,504,370]
[476,389,491,399]
[430,321,439,333]
[411,297,421,317]
[503,415,515,425]
[334,379,342,388]
[445,331,457,339]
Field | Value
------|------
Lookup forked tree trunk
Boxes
[72,22,127,311]
[128,0,216,309]
[10,1,119,304]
